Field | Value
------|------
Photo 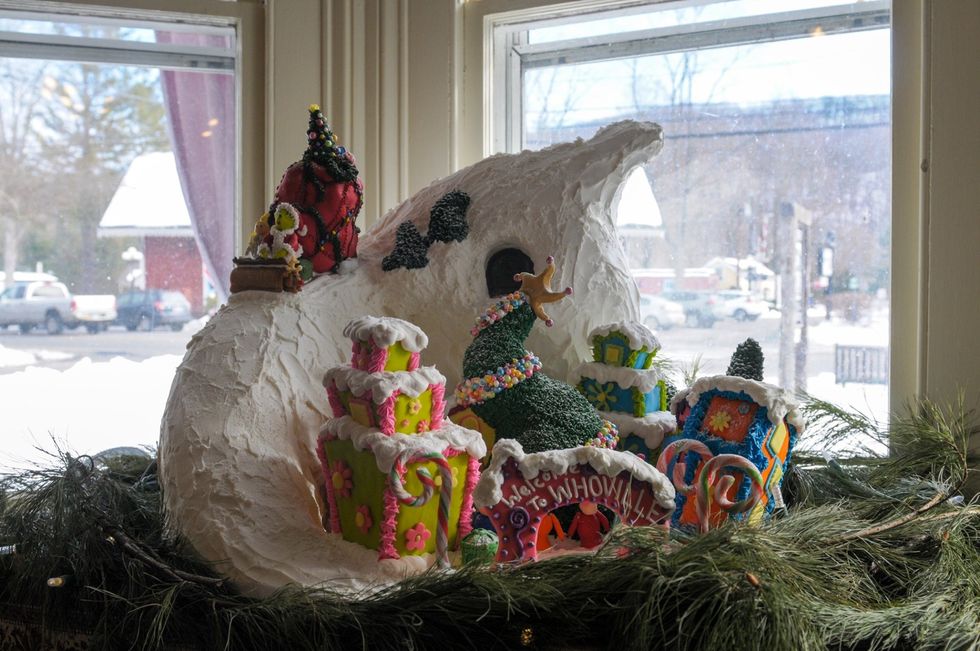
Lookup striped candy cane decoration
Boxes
[656,439,714,496]
[695,454,765,534]
[388,450,453,568]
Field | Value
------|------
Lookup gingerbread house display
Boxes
[574,322,675,460]
[318,316,485,565]
[664,375,803,528]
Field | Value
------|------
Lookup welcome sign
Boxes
[477,443,675,563]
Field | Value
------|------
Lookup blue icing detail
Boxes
[642,386,662,414]
[579,377,631,413]
[632,350,649,369]
[665,388,789,526]
[616,434,653,462]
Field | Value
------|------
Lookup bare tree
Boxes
[0,61,49,288]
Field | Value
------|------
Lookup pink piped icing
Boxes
[430,383,446,429]
[364,338,389,373]
[457,455,481,545]
[407,351,421,372]
[379,484,400,559]
[378,391,397,435]
[326,384,346,418]
[316,431,342,534]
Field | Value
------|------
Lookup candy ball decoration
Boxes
[460,528,499,566]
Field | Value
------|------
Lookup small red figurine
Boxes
[567,500,610,549]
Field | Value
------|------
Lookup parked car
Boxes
[716,289,768,321]
[0,281,116,334]
[116,289,192,332]
[658,290,722,328]
[639,294,685,331]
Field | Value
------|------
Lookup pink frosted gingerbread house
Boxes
[319,316,485,566]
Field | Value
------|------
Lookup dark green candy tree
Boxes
[461,259,607,453]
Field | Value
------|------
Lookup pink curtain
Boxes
[158,32,236,301]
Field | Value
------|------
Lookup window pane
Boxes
[522,26,891,431]
[528,0,876,44]
[0,15,234,46]
[0,24,235,469]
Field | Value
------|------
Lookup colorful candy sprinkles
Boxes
[583,419,620,449]
[470,291,528,336]
[455,352,542,408]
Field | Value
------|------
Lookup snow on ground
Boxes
[0,344,73,369]
[0,344,36,368]
[0,354,181,472]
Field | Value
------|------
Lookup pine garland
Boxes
[1,398,978,650]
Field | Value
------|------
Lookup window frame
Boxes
[488,0,891,154]
[0,0,265,250]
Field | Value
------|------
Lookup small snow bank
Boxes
[0,354,182,472]
[0,344,36,368]
[182,314,211,335]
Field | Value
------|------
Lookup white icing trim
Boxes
[343,316,428,352]
[324,365,445,403]
[601,410,676,448]
[589,321,661,352]
[320,415,487,474]
[473,438,675,511]
[574,362,662,393]
[684,375,806,433]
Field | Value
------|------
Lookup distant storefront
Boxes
[97,152,204,314]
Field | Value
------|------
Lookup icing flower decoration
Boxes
[407,398,422,415]
[584,381,619,411]
[416,419,430,433]
[708,410,732,433]
[354,504,372,534]
[405,522,431,552]
[330,460,353,498]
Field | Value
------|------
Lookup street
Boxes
[653,313,837,383]
[0,325,192,373]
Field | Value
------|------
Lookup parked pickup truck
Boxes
[0,281,117,334]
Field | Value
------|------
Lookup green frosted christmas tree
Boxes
[727,337,765,381]
[456,257,618,453]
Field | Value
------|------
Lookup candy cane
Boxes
[695,454,765,534]
[656,439,714,496]
[388,450,453,569]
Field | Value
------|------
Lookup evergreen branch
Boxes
[104,526,225,587]
[824,489,951,544]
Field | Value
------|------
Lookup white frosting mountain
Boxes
[159,120,664,595]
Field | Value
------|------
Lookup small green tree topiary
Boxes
[727,337,765,381]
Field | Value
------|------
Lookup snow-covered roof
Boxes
[703,256,775,277]
[599,409,676,449]
[574,362,662,393]
[589,321,660,352]
[98,152,193,237]
[320,415,486,474]
[473,438,675,511]
[681,375,806,433]
[323,365,445,403]
[343,316,428,352]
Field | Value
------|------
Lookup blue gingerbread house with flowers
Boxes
[664,375,803,527]
[574,321,676,460]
